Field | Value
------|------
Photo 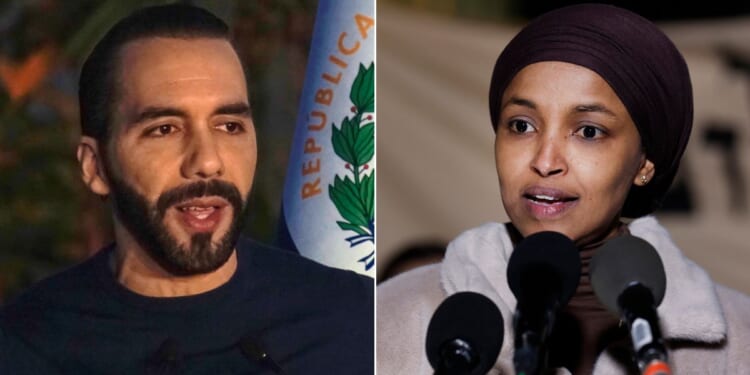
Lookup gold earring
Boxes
[641,175,648,185]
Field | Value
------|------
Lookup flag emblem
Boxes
[278,2,374,276]
[329,63,375,270]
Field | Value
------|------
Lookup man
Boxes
[0,4,373,374]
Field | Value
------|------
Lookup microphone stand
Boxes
[619,284,672,375]
[512,302,556,375]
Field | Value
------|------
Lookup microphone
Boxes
[239,336,285,374]
[425,291,505,375]
[147,338,182,375]
[590,235,671,375]
[506,231,580,375]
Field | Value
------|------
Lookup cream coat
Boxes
[377,216,750,374]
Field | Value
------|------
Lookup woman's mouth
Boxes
[522,188,579,218]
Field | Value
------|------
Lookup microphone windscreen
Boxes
[425,291,504,375]
[507,231,580,307]
[590,235,667,314]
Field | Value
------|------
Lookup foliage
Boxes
[329,63,375,270]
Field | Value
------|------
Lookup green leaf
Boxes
[350,63,374,113]
[331,120,356,164]
[329,180,358,220]
[341,116,358,149]
[354,122,374,165]
[339,176,368,220]
[329,176,367,226]
[337,221,368,235]
[360,172,374,220]
[332,116,373,166]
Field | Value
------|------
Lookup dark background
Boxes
[388,0,750,22]
[0,0,318,302]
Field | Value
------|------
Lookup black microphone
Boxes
[239,336,285,374]
[147,338,182,375]
[590,235,671,375]
[506,231,580,375]
[425,291,505,375]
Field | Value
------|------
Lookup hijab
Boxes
[488,4,693,217]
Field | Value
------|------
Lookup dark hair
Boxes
[79,4,231,143]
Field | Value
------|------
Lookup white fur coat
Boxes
[377,216,750,374]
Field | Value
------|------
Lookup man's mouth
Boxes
[180,206,217,220]
[174,197,229,233]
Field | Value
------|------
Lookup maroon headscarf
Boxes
[488,4,693,218]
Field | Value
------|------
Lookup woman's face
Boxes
[495,61,654,245]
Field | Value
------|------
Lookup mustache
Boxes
[155,179,243,218]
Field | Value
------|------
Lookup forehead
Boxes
[503,61,622,106]
[115,37,247,107]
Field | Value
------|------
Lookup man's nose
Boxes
[181,131,224,179]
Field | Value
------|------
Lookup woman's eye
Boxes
[575,125,605,139]
[509,119,534,133]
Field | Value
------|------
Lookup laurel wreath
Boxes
[329,62,375,271]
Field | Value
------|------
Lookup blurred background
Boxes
[0,0,317,303]
[4,0,750,301]
[378,0,750,295]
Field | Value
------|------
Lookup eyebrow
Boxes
[573,103,617,118]
[134,107,187,123]
[133,102,252,124]
[502,97,617,118]
[214,102,251,117]
[502,96,536,111]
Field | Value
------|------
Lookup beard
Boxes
[108,176,248,276]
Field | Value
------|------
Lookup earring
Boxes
[641,175,648,185]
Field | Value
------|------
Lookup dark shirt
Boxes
[549,225,631,375]
[0,237,374,374]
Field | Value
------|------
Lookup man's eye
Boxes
[217,122,244,133]
[575,125,605,139]
[508,119,534,133]
[147,124,177,137]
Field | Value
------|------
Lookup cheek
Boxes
[495,150,511,194]
[495,142,527,188]
[113,141,181,198]
[572,148,639,205]
[494,137,509,177]
[224,138,257,189]
[495,148,528,214]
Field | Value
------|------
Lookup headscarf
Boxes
[488,4,693,217]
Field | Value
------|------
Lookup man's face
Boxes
[104,37,256,275]
[495,61,651,246]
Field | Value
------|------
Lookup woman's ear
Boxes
[77,136,111,197]
[634,158,656,186]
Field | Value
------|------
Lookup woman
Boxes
[377,4,750,374]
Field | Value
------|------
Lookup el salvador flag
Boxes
[277,0,375,277]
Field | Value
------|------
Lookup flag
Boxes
[278,0,375,277]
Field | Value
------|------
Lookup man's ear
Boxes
[634,158,656,187]
[77,136,111,196]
